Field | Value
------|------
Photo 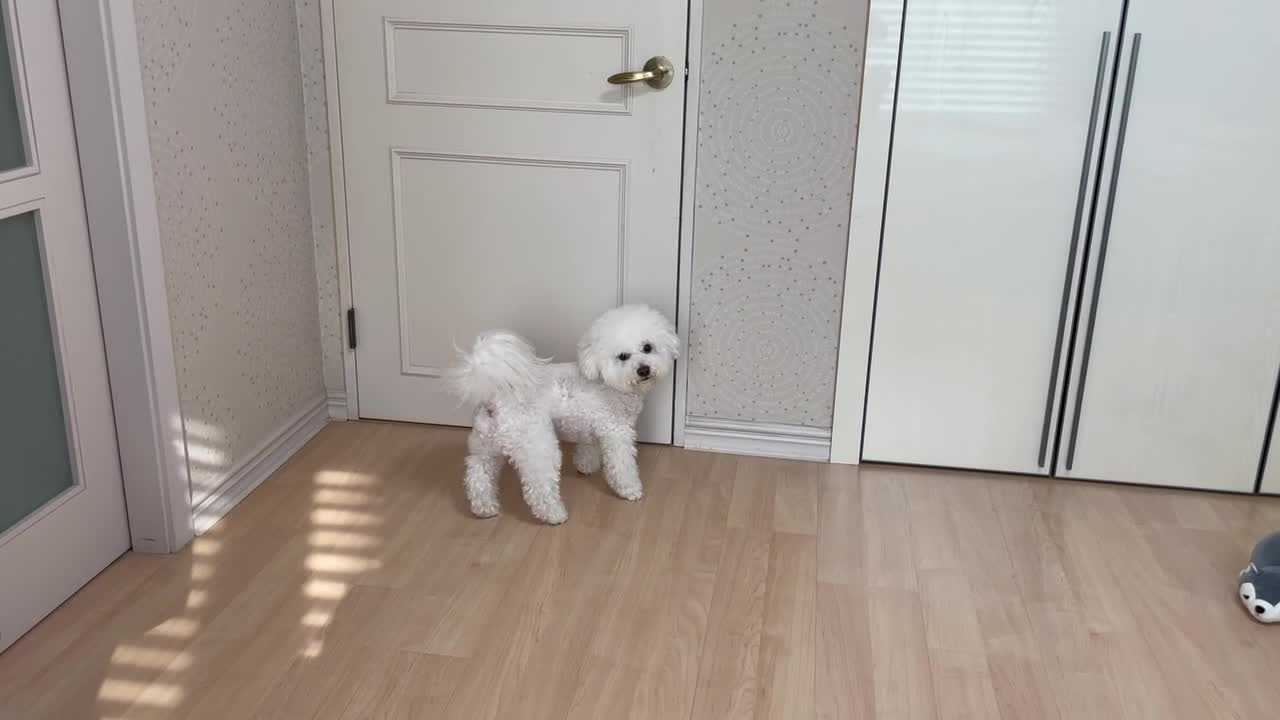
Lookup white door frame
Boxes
[318,0,704,445]
[829,0,901,465]
[58,0,193,552]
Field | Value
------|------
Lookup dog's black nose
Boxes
[637,364,651,378]
[1257,605,1267,615]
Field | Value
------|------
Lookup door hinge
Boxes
[347,308,357,350]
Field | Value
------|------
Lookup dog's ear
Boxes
[577,332,602,381]
[655,314,679,359]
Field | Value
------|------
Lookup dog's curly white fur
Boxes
[448,305,678,524]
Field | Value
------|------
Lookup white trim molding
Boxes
[326,390,349,420]
[60,0,194,552]
[684,416,831,462]
[672,0,704,447]
[192,397,329,535]
[829,0,902,465]
[320,0,361,420]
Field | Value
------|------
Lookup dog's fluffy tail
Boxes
[448,331,548,405]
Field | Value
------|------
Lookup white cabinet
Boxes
[863,0,1125,473]
[1263,416,1280,495]
[1057,2,1280,491]
[861,0,1280,491]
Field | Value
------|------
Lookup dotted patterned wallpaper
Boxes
[135,0,325,506]
[687,0,867,428]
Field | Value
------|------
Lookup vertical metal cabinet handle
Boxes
[1037,31,1112,468]
[1065,32,1142,471]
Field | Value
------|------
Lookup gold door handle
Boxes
[607,56,675,89]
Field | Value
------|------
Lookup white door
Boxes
[0,0,130,653]
[861,0,1125,473]
[1057,1,1280,491]
[335,1,686,443]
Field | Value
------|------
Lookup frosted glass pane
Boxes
[0,7,27,172]
[0,212,74,534]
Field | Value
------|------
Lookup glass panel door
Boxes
[0,210,76,534]
[0,0,129,656]
[0,0,31,172]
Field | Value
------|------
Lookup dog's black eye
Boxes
[642,343,653,354]
[617,353,631,362]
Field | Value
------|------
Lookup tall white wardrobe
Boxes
[860,0,1280,492]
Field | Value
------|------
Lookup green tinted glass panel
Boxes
[0,212,74,534]
[0,8,27,172]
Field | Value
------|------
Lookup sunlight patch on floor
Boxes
[313,470,380,488]
[307,530,382,549]
[313,488,377,506]
[305,552,382,574]
[304,578,351,601]
[191,538,222,556]
[301,610,332,628]
[144,617,199,640]
[291,465,392,663]
[109,646,193,672]
[97,679,184,707]
[311,508,384,527]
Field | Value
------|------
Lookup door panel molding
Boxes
[388,148,629,377]
[383,19,633,114]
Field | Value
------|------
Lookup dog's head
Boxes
[577,304,678,393]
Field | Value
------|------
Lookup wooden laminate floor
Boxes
[3,421,1280,719]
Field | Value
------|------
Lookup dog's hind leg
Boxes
[509,421,568,525]
[463,447,502,518]
[573,442,601,475]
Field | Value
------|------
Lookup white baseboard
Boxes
[326,390,348,420]
[683,416,831,462]
[192,396,329,534]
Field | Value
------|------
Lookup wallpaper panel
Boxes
[134,0,325,506]
[686,0,867,427]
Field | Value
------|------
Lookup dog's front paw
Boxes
[469,499,501,519]
[613,483,644,502]
[534,502,569,525]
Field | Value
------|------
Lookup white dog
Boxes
[448,304,678,524]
